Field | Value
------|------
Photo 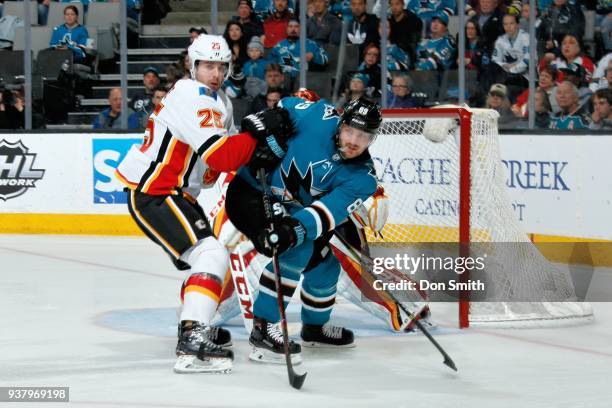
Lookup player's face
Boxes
[195,61,228,91]
[338,124,372,159]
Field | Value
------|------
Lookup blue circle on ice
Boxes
[95,304,457,340]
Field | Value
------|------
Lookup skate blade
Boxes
[173,355,232,374]
[301,341,356,348]
[248,347,302,365]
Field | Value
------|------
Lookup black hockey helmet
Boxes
[339,98,382,136]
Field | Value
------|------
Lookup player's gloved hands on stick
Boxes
[255,216,306,257]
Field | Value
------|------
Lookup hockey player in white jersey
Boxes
[115,34,293,374]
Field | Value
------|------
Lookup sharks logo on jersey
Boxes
[280,160,314,206]
[323,105,339,121]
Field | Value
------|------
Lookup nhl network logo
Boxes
[0,139,45,201]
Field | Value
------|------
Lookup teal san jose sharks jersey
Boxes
[239,97,378,241]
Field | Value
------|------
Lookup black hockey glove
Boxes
[241,107,294,147]
[247,140,285,176]
[255,216,306,258]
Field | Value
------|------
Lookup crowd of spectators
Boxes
[0,0,610,130]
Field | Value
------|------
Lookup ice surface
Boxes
[1,235,611,408]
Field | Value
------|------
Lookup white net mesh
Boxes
[368,108,593,327]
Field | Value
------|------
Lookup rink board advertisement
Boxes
[0,132,611,241]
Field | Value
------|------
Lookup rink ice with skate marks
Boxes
[1,234,612,408]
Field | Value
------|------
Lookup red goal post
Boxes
[369,107,593,328]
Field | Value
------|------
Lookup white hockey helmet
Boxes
[188,34,233,80]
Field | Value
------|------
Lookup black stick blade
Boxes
[444,357,458,372]
[290,372,307,390]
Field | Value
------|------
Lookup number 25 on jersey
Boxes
[198,108,223,129]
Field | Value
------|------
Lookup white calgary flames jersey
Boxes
[116,79,236,198]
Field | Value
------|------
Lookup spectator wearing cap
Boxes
[405,0,455,28]
[128,86,167,129]
[491,13,530,101]
[590,88,612,130]
[307,0,342,46]
[243,37,268,80]
[415,12,456,71]
[346,0,380,59]
[485,83,516,128]
[387,73,427,108]
[546,34,594,84]
[263,0,296,48]
[189,27,207,43]
[270,19,329,78]
[558,62,592,110]
[233,0,264,43]
[335,72,368,109]
[130,66,161,114]
[537,0,584,57]
[248,63,289,114]
[93,88,134,129]
[549,80,591,129]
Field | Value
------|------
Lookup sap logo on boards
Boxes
[0,139,45,201]
[92,138,141,204]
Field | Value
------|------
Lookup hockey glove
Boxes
[241,107,294,146]
[255,216,306,257]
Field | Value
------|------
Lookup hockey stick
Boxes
[257,168,307,390]
[331,232,458,372]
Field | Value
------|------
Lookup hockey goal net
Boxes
[368,107,593,328]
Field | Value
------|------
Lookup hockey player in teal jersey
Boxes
[225,97,381,364]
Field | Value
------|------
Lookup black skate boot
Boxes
[174,322,234,374]
[301,323,355,348]
[249,317,302,365]
[176,323,232,347]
